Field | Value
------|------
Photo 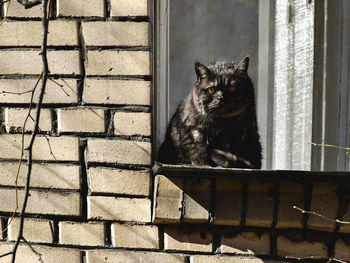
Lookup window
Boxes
[154,0,350,171]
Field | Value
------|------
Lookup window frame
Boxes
[153,0,275,167]
[153,0,350,171]
[312,0,350,171]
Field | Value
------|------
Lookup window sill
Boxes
[152,162,350,233]
[153,162,350,182]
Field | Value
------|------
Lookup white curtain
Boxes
[273,0,314,170]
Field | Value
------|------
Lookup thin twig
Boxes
[22,237,44,263]
[60,78,77,95]
[28,115,57,160]
[326,259,347,263]
[285,256,346,263]
[308,142,350,155]
[42,134,56,160]
[285,255,323,260]
[0,251,12,259]
[48,77,70,97]
[2,90,33,95]
[1,77,72,98]
[293,206,350,224]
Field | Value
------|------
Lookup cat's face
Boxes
[192,56,253,118]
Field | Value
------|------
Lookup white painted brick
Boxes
[277,182,304,229]
[0,162,80,189]
[86,250,185,263]
[88,167,151,195]
[0,50,80,75]
[164,228,213,252]
[214,179,242,226]
[86,51,150,76]
[82,22,149,46]
[153,175,183,223]
[220,232,270,255]
[5,108,52,132]
[59,221,105,246]
[277,234,327,258]
[88,196,151,222]
[83,79,150,105]
[183,178,211,223]
[110,0,148,17]
[191,255,267,263]
[8,217,54,243]
[4,1,41,18]
[0,135,79,161]
[0,78,79,104]
[0,21,78,46]
[0,243,81,263]
[111,224,159,249]
[308,182,338,232]
[114,112,151,136]
[87,138,151,165]
[57,108,105,133]
[57,0,105,17]
[0,189,80,216]
[246,180,274,227]
[339,188,350,233]
[334,238,350,262]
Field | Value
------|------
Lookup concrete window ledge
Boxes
[151,163,350,259]
[152,162,350,231]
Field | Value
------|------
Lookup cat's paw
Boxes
[210,149,237,168]
[211,149,254,168]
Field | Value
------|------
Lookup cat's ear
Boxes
[195,62,210,79]
[235,56,249,73]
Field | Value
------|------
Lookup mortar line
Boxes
[158,225,164,250]
[79,139,88,221]
[105,0,111,18]
[105,109,114,136]
[51,0,57,19]
[50,108,58,135]
[81,251,86,263]
[0,1,4,19]
[52,220,59,244]
[0,217,8,240]
[104,221,112,246]
[270,181,279,256]
[77,20,87,106]
[240,179,248,227]
[3,16,150,22]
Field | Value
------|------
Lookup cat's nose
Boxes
[217,91,224,101]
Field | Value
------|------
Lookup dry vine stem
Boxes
[293,206,350,224]
[1,72,42,235]
[308,142,350,155]
[0,0,51,262]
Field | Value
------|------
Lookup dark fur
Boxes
[158,56,262,169]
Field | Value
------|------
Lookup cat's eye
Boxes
[228,85,237,92]
[207,87,216,94]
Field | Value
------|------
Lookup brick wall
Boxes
[0,1,349,263]
[153,170,350,262]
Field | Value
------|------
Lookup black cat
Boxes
[158,56,262,169]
